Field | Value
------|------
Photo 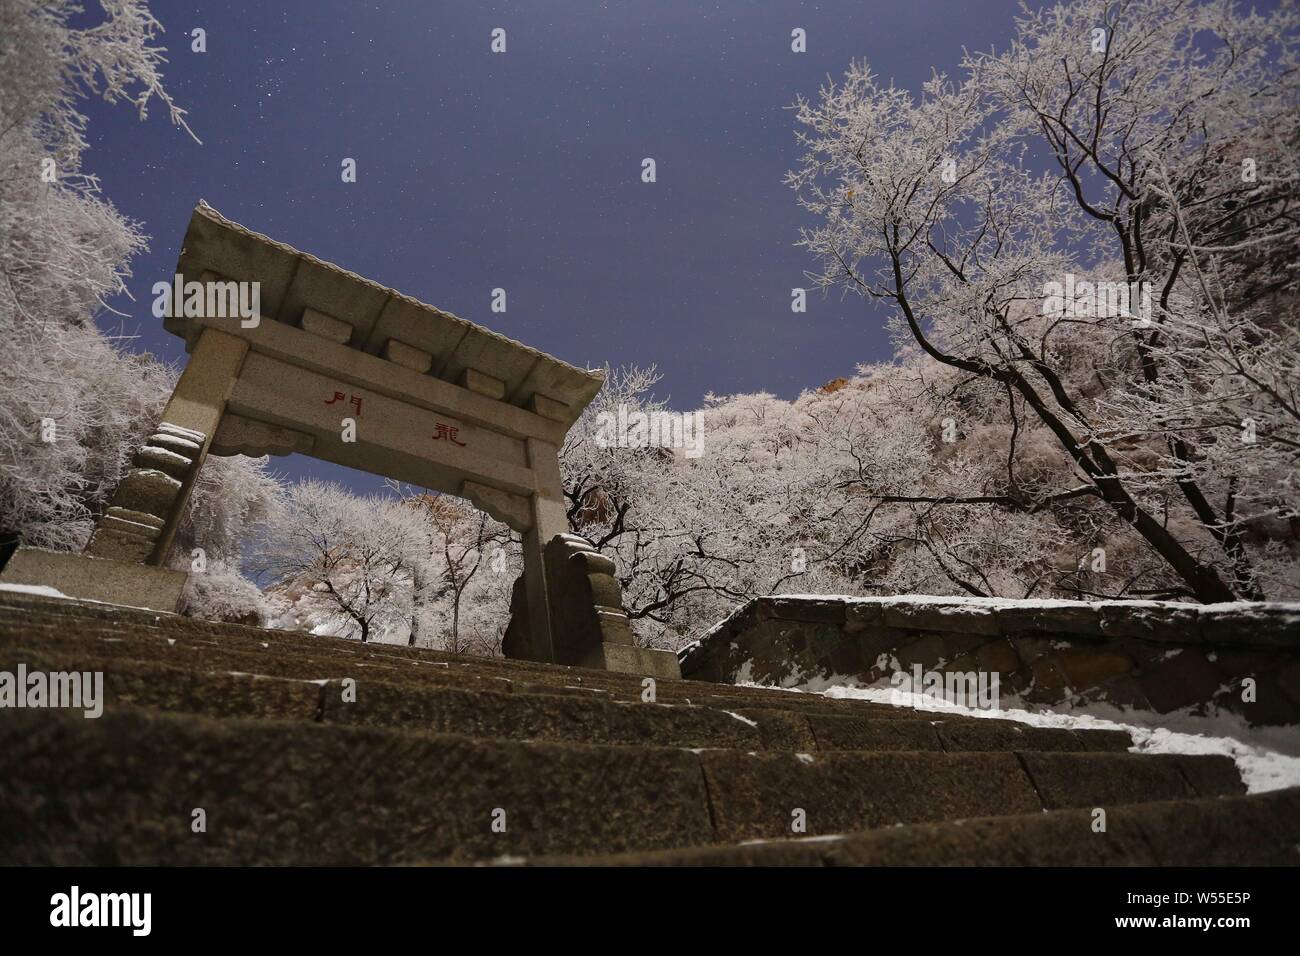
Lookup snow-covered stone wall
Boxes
[680,595,1300,729]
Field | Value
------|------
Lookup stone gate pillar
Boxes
[520,437,568,664]
[502,433,681,678]
[85,328,249,567]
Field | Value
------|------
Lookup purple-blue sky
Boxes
[83,0,1039,493]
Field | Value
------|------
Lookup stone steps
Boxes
[0,646,1131,754]
[0,594,1020,722]
[0,705,1242,865]
[0,590,1291,867]
[510,789,1300,866]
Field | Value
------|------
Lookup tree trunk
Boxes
[888,263,1239,603]
[408,567,423,646]
[451,590,461,655]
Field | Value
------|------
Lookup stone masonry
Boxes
[679,595,1300,729]
[504,533,681,678]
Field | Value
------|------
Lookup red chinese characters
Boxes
[432,422,466,447]
[325,391,363,416]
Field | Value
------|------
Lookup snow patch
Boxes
[0,582,68,598]
[0,583,160,613]
[773,592,1300,616]
[740,833,845,847]
[763,677,1300,793]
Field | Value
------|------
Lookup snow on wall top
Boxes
[682,593,1300,666]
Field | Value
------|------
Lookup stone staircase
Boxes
[1,590,1296,866]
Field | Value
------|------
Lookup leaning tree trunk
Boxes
[450,590,462,655]
[408,566,424,646]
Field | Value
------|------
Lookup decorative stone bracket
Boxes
[460,481,532,531]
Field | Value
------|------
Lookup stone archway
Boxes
[3,204,678,678]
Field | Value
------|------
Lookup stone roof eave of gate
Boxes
[164,202,605,432]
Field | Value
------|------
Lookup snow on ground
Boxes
[0,582,69,598]
[738,673,1300,794]
[0,581,163,614]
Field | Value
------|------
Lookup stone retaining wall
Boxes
[678,595,1300,728]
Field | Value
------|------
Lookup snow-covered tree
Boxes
[794,359,1126,600]
[786,0,1299,602]
[262,480,425,643]
[180,560,272,626]
[0,1,280,622]
[172,453,283,623]
[386,487,515,654]
[0,0,195,550]
[556,366,860,648]
[560,367,748,648]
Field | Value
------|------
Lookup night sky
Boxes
[81,0,1039,493]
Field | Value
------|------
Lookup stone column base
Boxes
[577,641,682,680]
[0,548,188,613]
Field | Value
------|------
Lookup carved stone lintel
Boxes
[460,480,533,532]
[210,414,315,458]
